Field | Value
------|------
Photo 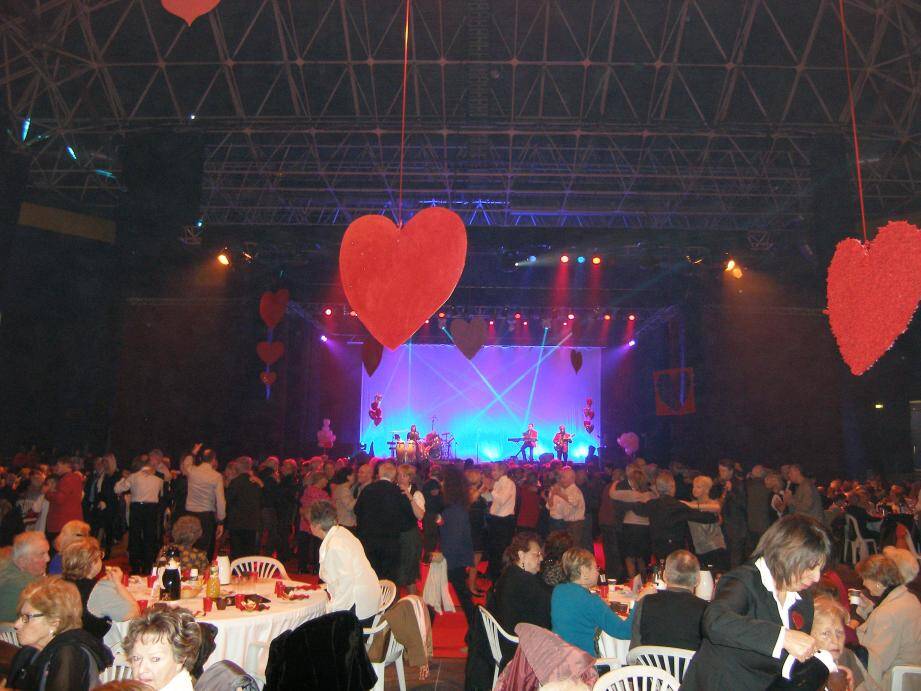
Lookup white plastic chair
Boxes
[363,617,406,691]
[371,579,397,628]
[593,664,680,691]
[230,556,289,580]
[626,645,695,683]
[0,623,18,646]
[478,606,519,688]
[98,664,133,682]
[892,665,921,691]
[843,514,878,564]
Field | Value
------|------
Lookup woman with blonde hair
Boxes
[124,604,202,690]
[396,464,424,595]
[7,576,114,690]
[810,596,872,690]
[48,519,90,575]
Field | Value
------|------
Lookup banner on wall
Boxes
[653,367,695,416]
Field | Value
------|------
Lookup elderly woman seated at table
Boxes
[810,596,871,690]
[7,576,114,690]
[48,519,90,575]
[853,553,921,691]
[155,516,209,575]
[61,536,138,639]
[124,604,202,691]
[551,547,633,656]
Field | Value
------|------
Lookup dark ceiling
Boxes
[2,0,921,264]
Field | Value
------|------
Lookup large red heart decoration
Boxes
[260,371,277,386]
[450,317,488,360]
[161,0,222,25]
[570,350,583,374]
[339,208,467,349]
[362,338,384,376]
[259,289,290,330]
[257,341,285,366]
[826,220,921,375]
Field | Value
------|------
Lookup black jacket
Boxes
[631,588,706,650]
[263,610,376,691]
[489,564,551,660]
[354,480,415,539]
[7,628,113,691]
[630,495,717,558]
[226,474,263,530]
[681,562,815,691]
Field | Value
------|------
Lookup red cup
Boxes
[203,597,212,613]
[235,594,244,609]
[146,575,157,588]
[137,599,148,614]
[181,569,191,581]
[122,572,131,587]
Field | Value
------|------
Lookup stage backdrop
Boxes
[359,343,601,461]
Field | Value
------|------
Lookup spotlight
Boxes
[567,313,575,320]
[731,267,743,279]
[628,339,636,347]
[320,335,328,342]
[603,313,612,321]
[217,249,231,266]
[489,320,494,325]
[591,256,602,265]
[514,312,521,320]
[425,319,430,324]
[323,307,333,316]
[576,256,586,264]
[725,259,736,272]
[349,310,357,317]
[438,311,446,319]
[523,320,528,326]
[195,218,204,228]
[66,145,77,160]
[627,313,636,321]
[560,254,570,263]
[528,255,537,263]
[562,321,568,326]
[874,402,884,409]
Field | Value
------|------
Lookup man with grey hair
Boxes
[354,462,416,582]
[309,500,379,622]
[630,549,706,650]
[0,531,50,620]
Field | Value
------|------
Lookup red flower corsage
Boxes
[790,611,804,630]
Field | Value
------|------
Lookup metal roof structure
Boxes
[2,0,920,251]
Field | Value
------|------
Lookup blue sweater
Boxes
[551,582,634,655]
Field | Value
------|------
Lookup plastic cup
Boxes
[121,571,131,587]
[235,594,244,609]
[203,597,212,613]
[216,597,227,610]
[146,574,157,588]
[137,599,148,614]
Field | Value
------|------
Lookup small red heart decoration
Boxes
[257,341,285,366]
[339,208,467,349]
[450,318,488,360]
[161,0,222,25]
[826,220,921,375]
[362,338,384,376]
[259,289,290,330]
[570,350,583,374]
[260,371,277,386]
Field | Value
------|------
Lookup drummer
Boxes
[407,425,421,442]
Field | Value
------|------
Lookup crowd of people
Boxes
[0,444,919,689]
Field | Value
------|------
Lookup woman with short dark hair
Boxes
[681,514,834,690]
[489,531,549,659]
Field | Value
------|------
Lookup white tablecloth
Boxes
[596,585,639,666]
[112,578,328,676]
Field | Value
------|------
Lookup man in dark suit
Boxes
[717,459,748,567]
[630,550,707,650]
[353,462,416,582]
[746,465,774,552]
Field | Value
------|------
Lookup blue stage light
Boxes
[66,146,77,160]
[528,255,537,263]
[21,117,30,142]
[577,256,586,264]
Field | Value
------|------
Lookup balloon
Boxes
[259,371,276,386]
[368,394,383,426]
[583,421,595,434]
[259,289,290,329]
[570,350,583,373]
[257,341,285,365]
[317,418,336,450]
[161,0,221,26]
[617,432,639,455]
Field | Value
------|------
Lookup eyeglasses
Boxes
[18,612,45,624]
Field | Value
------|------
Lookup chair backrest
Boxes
[229,556,289,580]
[845,513,862,541]
[478,606,518,665]
[593,664,680,691]
[0,623,18,646]
[892,664,921,691]
[99,664,133,683]
[626,646,695,683]
[378,579,397,613]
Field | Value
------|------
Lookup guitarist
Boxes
[517,423,538,462]
[553,425,574,461]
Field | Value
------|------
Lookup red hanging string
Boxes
[837,0,868,243]
[397,0,412,227]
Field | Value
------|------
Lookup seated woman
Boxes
[681,514,832,691]
[854,554,921,691]
[489,531,549,659]
[7,576,114,690]
[48,519,90,575]
[155,516,209,575]
[539,530,575,591]
[61,536,139,639]
[810,596,871,691]
[550,547,633,655]
[124,604,202,691]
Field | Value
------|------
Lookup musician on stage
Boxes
[553,425,573,462]
[407,425,420,442]
[517,423,538,462]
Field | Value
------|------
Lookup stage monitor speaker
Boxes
[121,132,204,227]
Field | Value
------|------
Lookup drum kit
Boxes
[387,430,455,462]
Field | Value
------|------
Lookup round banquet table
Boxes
[596,584,644,666]
[111,578,328,676]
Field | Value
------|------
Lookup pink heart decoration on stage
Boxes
[161,0,222,25]
[259,289,290,330]
[570,350,583,374]
[339,208,467,350]
[450,318,488,360]
[257,341,285,366]
[362,339,384,376]
[826,220,921,375]
[259,371,277,386]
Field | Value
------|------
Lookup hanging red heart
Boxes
[570,350,583,374]
[450,317,488,360]
[339,207,467,350]
[259,289,290,330]
[826,220,921,375]
[257,341,285,366]
[583,421,595,434]
[260,371,277,386]
[161,0,222,25]
[362,338,384,376]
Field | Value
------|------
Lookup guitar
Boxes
[553,433,575,454]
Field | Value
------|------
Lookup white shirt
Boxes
[319,525,380,620]
[160,669,194,691]
[489,475,516,517]
[754,556,800,678]
[549,484,585,521]
[115,468,163,504]
[184,463,226,520]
